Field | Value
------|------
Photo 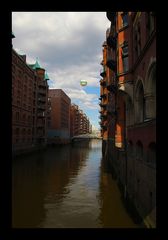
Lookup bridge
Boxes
[71,133,102,142]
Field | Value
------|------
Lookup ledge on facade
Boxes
[127,118,156,130]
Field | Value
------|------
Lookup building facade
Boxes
[100,12,156,227]
[48,89,71,144]
[70,103,92,137]
[12,47,49,155]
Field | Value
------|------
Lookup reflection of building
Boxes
[70,103,92,137]
[12,44,49,155]
[100,12,156,227]
[48,89,71,144]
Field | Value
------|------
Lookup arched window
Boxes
[136,140,143,161]
[147,142,156,167]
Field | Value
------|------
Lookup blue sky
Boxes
[12,12,110,130]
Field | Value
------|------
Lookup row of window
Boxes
[14,112,32,122]
[118,12,155,73]
[13,128,32,135]
[14,138,32,144]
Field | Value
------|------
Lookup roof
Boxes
[45,72,49,80]
[29,58,41,70]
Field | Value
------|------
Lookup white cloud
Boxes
[12,12,110,128]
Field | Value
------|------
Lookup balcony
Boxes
[107,35,117,50]
[100,114,107,120]
[99,103,107,109]
[37,123,45,128]
[101,125,107,131]
[107,83,117,93]
[106,12,116,22]
[39,81,47,89]
[38,104,46,110]
[38,88,46,95]
[37,111,45,117]
[106,57,117,72]
[100,93,107,99]
[100,69,106,78]
[38,97,46,103]
[100,79,106,86]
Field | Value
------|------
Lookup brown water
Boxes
[12,139,140,228]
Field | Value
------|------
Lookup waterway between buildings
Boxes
[12,139,143,228]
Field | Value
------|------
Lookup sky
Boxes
[12,12,110,131]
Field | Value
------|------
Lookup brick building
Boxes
[70,103,92,137]
[100,12,156,227]
[12,43,49,155]
[48,89,71,144]
[12,49,35,154]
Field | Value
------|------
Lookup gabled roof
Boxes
[29,58,41,70]
[33,59,41,69]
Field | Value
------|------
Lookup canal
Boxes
[12,139,141,228]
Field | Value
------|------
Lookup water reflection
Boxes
[12,143,90,228]
[97,158,138,228]
[12,139,140,228]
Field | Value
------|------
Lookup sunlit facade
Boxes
[100,12,156,227]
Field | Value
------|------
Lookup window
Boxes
[134,22,141,58]
[121,12,128,27]
[122,45,128,56]
[16,112,20,121]
[122,44,129,72]
[123,57,129,72]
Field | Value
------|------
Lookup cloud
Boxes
[12,12,110,128]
